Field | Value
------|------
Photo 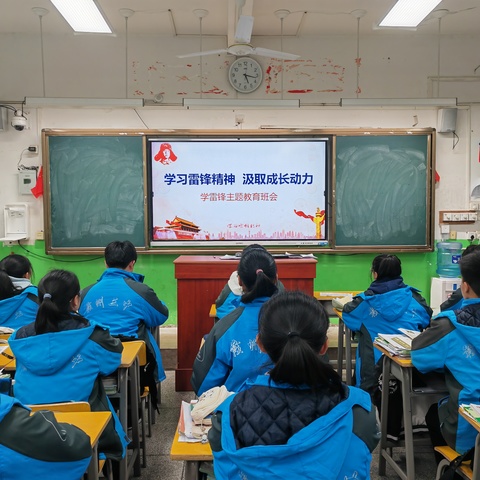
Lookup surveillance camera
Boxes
[11,113,27,131]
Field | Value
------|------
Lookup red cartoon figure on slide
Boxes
[154,143,178,165]
[294,207,325,239]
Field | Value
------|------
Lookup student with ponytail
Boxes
[342,254,432,393]
[191,248,278,395]
[9,270,129,463]
[215,244,285,320]
[209,291,379,480]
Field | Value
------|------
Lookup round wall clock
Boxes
[228,57,263,93]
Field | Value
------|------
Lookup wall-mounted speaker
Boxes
[437,108,457,133]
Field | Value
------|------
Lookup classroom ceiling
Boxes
[2,0,480,38]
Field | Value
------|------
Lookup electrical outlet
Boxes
[449,230,457,240]
[28,145,38,154]
[36,230,44,240]
[466,232,476,241]
[441,224,450,234]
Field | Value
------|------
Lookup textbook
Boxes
[178,401,203,443]
[461,404,480,423]
[374,333,413,357]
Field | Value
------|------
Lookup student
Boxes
[0,254,39,330]
[215,244,284,320]
[0,393,92,480]
[9,269,128,462]
[192,248,278,396]
[79,240,169,409]
[412,250,480,455]
[0,254,35,290]
[208,291,379,480]
[440,244,480,312]
[342,254,432,393]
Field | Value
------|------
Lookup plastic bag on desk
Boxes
[191,385,234,425]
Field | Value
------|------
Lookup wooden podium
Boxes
[173,255,317,391]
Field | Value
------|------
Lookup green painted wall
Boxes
[1,242,456,326]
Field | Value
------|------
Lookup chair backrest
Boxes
[136,340,147,366]
[27,401,91,413]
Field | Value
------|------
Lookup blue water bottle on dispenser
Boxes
[436,241,462,277]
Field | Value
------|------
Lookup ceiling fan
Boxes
[177,10,300,60]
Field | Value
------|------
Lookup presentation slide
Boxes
[149,138,327,246]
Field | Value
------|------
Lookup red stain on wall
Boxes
[204,86,228,95]
[288,89,313,94]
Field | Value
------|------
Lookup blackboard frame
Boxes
[42,128,435,255]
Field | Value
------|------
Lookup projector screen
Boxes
[148,136,329,248]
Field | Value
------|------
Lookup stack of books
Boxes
[374,328,421,357]
[461,403,480,423]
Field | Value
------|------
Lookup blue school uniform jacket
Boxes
[79,268,169,382]
[209,375,379,480]
[0,285,39,330]
[191,297,273,396]
[0,394,92,480]
[9,316,129,461]
[342,277,432,392]
[411,298,480,453]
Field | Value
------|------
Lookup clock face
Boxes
[228,57,263,93]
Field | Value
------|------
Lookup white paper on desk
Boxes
[0,346,7,355]
[0,327,13,334]
[398,328,421,340]
[178,401,202,443]
[284,252,316,258]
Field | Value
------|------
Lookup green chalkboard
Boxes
[45,134,145,252]
[335,134,432,248]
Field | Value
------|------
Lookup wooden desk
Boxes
[0,344,15,372]
[174,255,317,391]
[170,428,213,480]
[459,407,480,480]
[315,291,360,385]
[55,411,111,480]
[117,340,145,480]
[376,344,447,480]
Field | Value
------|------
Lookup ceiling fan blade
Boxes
[252,47,300,60]
[177,48,228,59]
[234,15,254,44]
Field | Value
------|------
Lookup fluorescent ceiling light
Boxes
[183,99,300,109]
[340,98,457,107]
[379,0,442,27]
[50,0,112,33]
[25,97,144,108]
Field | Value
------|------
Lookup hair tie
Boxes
[287,331,299,338]
[43,293,52,300]
[256,269,263,275]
